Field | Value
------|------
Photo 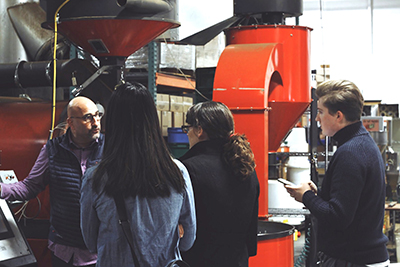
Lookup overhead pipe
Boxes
[0,58,98,90]
[0,61,54,89]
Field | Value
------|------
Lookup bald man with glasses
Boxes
[0,96,104,267]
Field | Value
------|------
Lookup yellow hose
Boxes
[50,0,70,140]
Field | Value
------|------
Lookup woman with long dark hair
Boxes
[80,82,196,267]
[179,101,259,267]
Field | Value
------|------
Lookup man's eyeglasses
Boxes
[70,111,103,123]
[181,125,191,134]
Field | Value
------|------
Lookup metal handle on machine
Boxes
[71,65,117,96]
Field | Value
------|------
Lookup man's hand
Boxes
[285,181,317,203]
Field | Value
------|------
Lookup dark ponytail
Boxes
[223,134,255,180]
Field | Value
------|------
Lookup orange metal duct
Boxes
[213,25,312,218]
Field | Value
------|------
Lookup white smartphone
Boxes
[277,178,295,186]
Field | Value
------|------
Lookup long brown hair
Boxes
[185,101,255,180]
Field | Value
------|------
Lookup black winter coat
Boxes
[179,139,259,267]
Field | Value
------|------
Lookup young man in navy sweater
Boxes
[286,80,389,267]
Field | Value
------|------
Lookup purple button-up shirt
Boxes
[1,135,98,266]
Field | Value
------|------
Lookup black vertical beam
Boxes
[306,83,319,267]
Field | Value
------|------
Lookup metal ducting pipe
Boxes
[7,2,69,61]
[0,61,53,89]
[0,0,30,64]
[8,2,53,60]
[0,58,98,89]
[0,58,113,109]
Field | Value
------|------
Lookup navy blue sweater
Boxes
[303,121,388,264]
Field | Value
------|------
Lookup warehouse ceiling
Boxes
[304,0,400,10]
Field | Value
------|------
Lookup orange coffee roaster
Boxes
[214,24,311,266]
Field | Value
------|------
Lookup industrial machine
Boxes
[0,0,312,266]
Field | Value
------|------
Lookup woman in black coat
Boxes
[179,101,260,267]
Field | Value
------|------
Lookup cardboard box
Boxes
[161,111,172,136]
[183,97,193,112]
[172,112,184,128]
[157,93,170,111]
[170,95,183,112]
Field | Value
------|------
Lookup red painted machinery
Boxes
[214,24,312,218]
